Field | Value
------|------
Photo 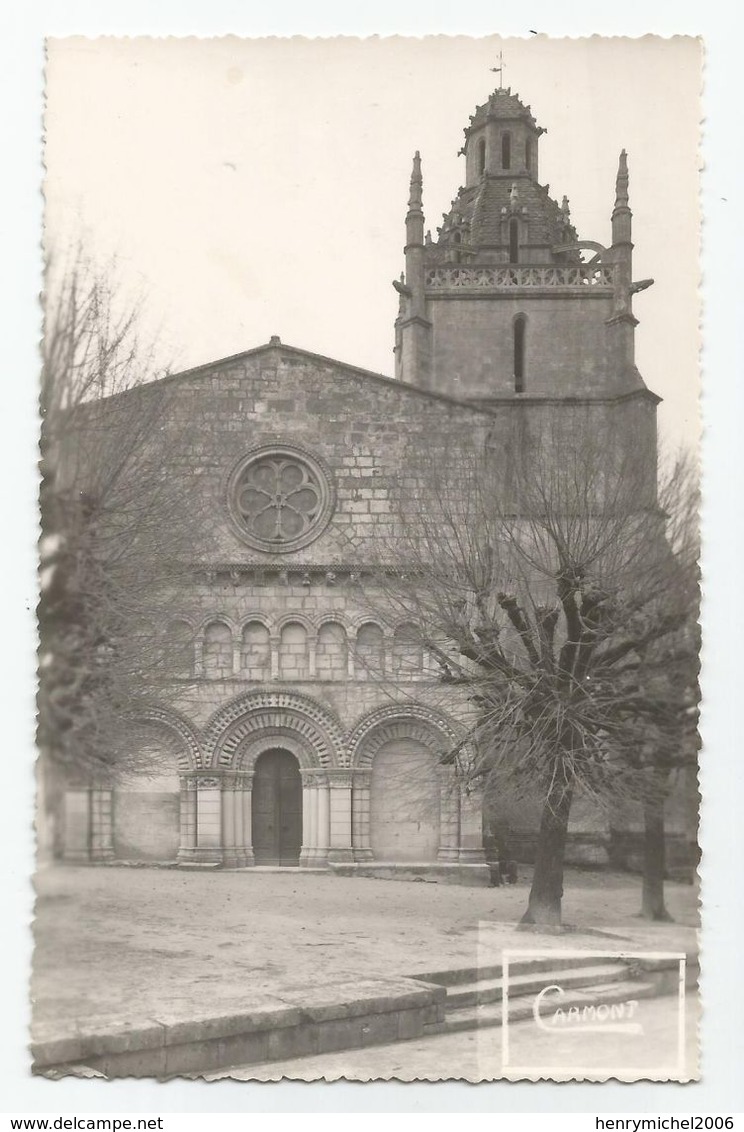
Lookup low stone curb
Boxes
[328,862,491,886]
[31,976,446,1079]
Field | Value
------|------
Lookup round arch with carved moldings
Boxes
[203,690,346,770]
[128,705,203,772]
[348,703,464,769]
[235,730,326,775]
[347,703,467,865]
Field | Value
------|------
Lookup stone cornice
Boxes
[468,386,661,409]
[190,563,390,584]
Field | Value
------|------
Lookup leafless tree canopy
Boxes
[39,249,204,780]
[367,414,699,814]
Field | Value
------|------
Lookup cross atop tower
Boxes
[490,51,506,89]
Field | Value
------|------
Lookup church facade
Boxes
[60,84,690,879]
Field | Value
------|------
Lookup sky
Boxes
[44,35,702,447]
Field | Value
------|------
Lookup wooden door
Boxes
[252,749,302,865]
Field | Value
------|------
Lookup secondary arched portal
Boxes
[252,748,303,865]
[370,739,440,862]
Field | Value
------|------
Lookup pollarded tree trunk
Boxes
[519,777,573,928]
[641,790,673,921]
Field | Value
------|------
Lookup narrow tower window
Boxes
[502,131,512,170]
[477,137,486,175]
[514,315,526,393]
[509,218,520,264]
[525,138,532,172]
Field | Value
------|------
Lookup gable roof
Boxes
[94,337,660,413]
[107,338,500,417]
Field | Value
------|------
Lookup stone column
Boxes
[233,778,244,862]
[300,770,317,866]
[317,774,331,865]
[220,772,254,868]
[89,786,114,861]
[194,775,223,864]
[327,771,353,863]
[458,783,487,864]
[240,774,255,866]
[221,773,238,868]
[437,766,460,862]
[62,788,91,862]
[233,773,250,866]
[177,775,197,863]
[351,769,374,861]
[269,637,280,680]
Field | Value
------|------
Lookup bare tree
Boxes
[632,454,700,920]
[368,415,699,927]
[38,248,203,793]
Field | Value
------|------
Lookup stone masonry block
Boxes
[316,1017,365,1055]
[157,1003,300,1046]
[397,1009,425,1042]
[94,1047,168,1078]
[164,1030,270,1076]
[360,1011,402,1048]
[267,1021,320,1062]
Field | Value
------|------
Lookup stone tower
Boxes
[393,86,655,413]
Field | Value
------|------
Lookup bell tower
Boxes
[393,85,655,407]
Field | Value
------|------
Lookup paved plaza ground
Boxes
[32,864,698,1036]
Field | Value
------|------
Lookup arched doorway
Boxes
[252,748,302,865]
[370,739,440,862]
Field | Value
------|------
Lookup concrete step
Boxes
[32,976,448,1079]
[444,979,658,1034]
[414,953,629,989]
[444,961,631,1010]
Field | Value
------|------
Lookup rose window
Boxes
[227,445,334,552]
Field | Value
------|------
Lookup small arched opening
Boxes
[514,314,527,393]
[279,622,309,679]
[501,131,512,171]
[509,218,520,265]
[316,621,348,679]
[203,621,233,679]
[241,621,271,680]
[477,136,486,175]
[393,623,423,679]
[356,622,385,679]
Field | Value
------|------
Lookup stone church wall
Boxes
[149,344,493,568]
[58,346,681,877]
[429,294,613,399]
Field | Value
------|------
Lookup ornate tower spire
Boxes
[607,148,639,383]
[394,151,431,384]
[611,149,632,246]
[614,149,629,209]
[406,151,424,249]
[408,151,423,212]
